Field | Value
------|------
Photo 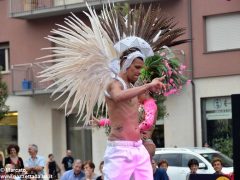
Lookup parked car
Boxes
[153,147,233,180]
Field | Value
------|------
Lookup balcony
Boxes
[11,63,57,95]
[9,0,161,19]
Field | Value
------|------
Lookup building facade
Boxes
[191,0,240,156]
[0,0,239,169]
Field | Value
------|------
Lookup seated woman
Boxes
[5,144,24,176]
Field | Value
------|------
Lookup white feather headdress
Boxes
[38,6,117,125]
[38,3,188,126]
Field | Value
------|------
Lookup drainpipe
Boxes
[188,0,197,146]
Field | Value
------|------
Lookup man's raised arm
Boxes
[109,77,166,102]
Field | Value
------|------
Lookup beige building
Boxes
[0,0,239,169]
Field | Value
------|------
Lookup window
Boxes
[201,97,233,158]
[0,112,18,158]
[154,153,181,167]
[54,0,84,6]
[200,152,233,167]
[24,0,38,11]
[66,114,92,161]
[0,43,10,72]
[182,154,204,167]
[205,13,240,52]
[152,125,165,148]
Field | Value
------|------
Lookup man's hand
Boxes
[88,117,100,126]
[148,76,166,93]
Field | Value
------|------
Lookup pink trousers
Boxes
[103,140,153,180]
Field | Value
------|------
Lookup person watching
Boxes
[81,160,97,180]
[25,144,45,178]
[158,160,169,172]
[61,149,74,173]
[152,159,169,180]
[5,144,24,171]
[61,159,85,180]
[212,158,224,175]
[186,158,199,180]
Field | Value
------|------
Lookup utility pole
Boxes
[231,94,240,179]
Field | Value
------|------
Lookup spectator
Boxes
[212,158,234,180]
[186,159,199,180]
[96,161,104,180]
[212,158,224,174]
[81,160,97,180]
[158,160,169,172]
[61,159,85,180]
[5,144,24,170]
[152,159,169,180]
[46,153,61,180]
[4,163,16,180]
[188,159,199,174]
[25,144,45,178]
[203,142,209,148]
[61,150,74,172]
[158,160,169,179]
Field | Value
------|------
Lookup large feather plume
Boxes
[100,3,189,51]
[38,6,117,125]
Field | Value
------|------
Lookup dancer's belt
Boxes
[107,140,142,147]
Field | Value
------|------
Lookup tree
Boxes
[0,68,9,119]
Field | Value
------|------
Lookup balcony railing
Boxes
[11,63,57,95]
[10,0,159,19]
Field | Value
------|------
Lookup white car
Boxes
[153,147,233,180]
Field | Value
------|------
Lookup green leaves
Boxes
[139,47,189,120]
[140,55,165,82]
[0,67,9,119]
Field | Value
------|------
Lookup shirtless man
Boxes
[103,48,166,180]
